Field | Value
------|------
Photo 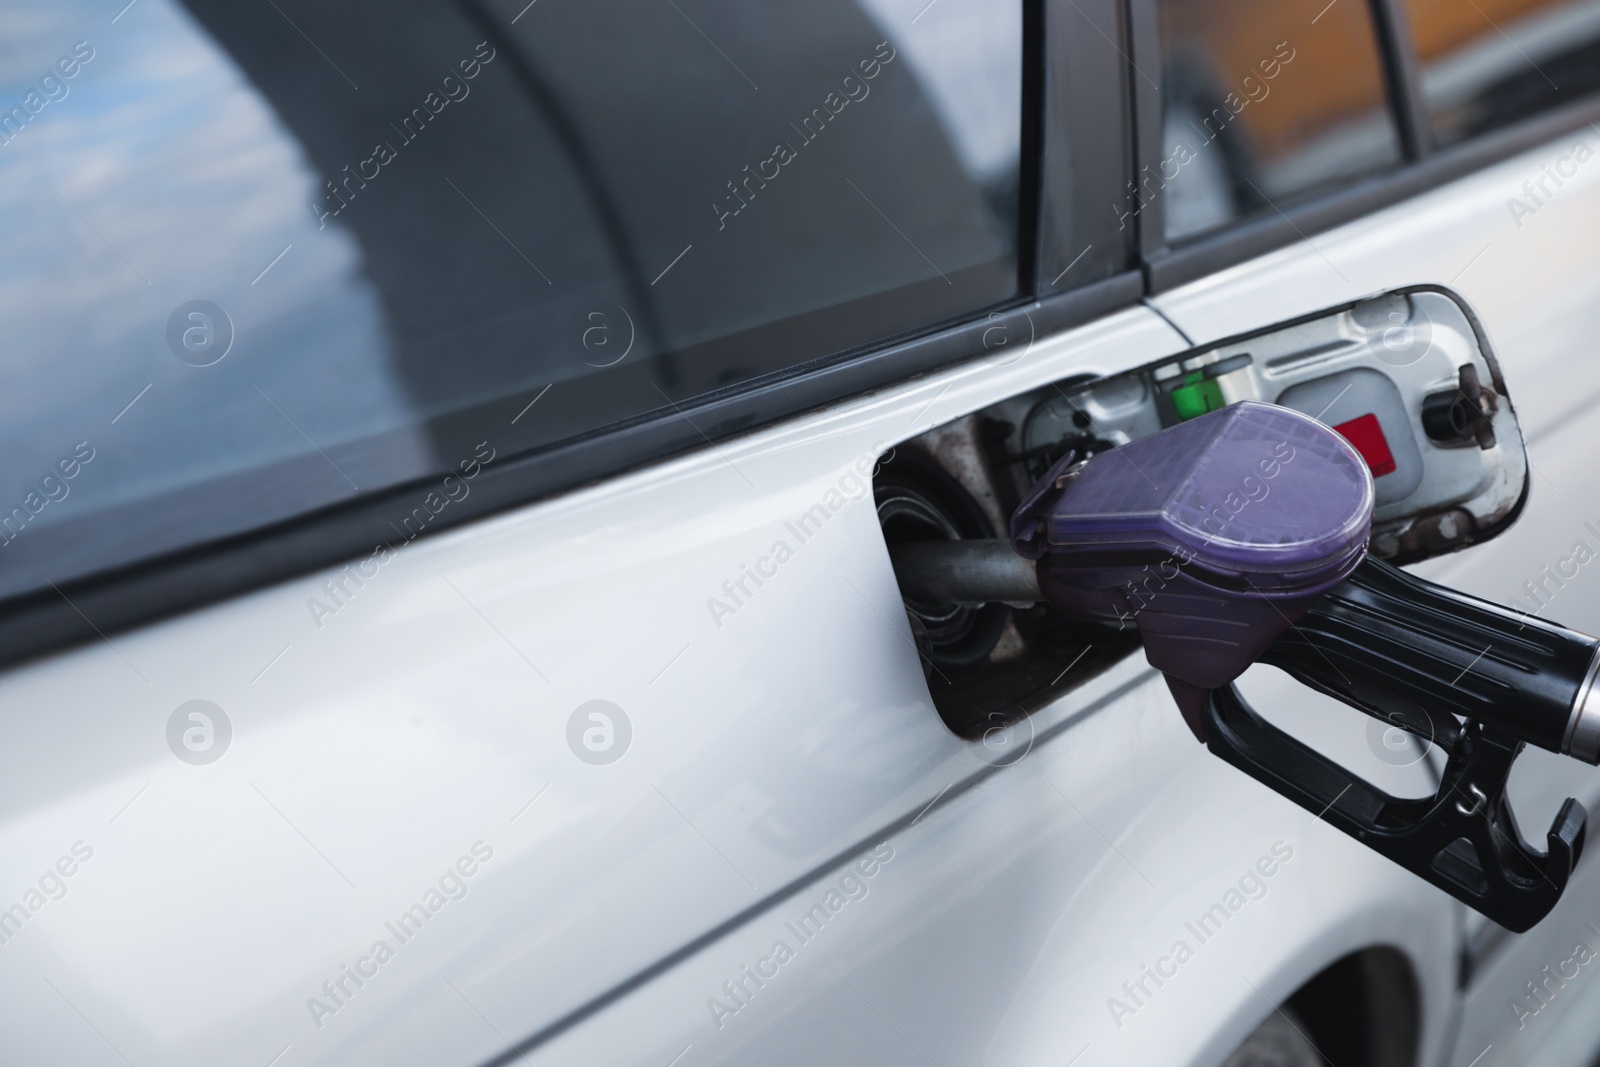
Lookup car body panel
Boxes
[0,310,1193,1066]
[509,661,1459,1067]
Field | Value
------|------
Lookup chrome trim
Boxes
[1562,645,1600,764]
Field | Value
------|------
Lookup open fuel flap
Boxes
[877,287,1598,931]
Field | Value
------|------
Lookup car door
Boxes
[0,2,1201,1066]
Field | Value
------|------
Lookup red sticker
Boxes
[1332,413,1397,478]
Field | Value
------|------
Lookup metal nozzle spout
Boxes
[1563,645,1600,764]
[889,538,1041,607]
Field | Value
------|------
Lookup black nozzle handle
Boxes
[1260,557,1600,762]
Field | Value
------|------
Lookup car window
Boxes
[0,0,1021,599]
[1400,0,1600,147]
[1154,0,1404,241]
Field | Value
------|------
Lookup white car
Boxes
[3,0,1600,1065]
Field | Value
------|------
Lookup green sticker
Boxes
[1171,375,1224,420]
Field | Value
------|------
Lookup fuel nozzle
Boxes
[894,400,1600,930]
[998,400,1600,767]
[1011,400,1377,740]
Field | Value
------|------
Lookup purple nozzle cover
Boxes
[1012,401,1375,739]
[1013,400,1374,593]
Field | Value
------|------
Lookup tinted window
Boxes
[1155,0,1403,240]
[0,0,1020,598]
[1401,0,1600,147]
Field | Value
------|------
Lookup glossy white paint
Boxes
[5,124,1600,1067]
[0,308,1199,1066]
[513,660,1458,1067]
